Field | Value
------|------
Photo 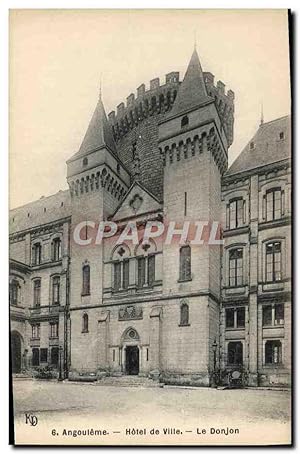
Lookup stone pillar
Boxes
[97,311,109,372]
[248,175,259,386]
[149,306,162,379]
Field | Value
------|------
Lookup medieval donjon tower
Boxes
[10,49,291,387]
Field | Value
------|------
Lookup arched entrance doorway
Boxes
[121,328,140,376]
[11,331,22,373]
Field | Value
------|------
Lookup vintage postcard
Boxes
[9,9,292,446]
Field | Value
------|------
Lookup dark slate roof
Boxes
[168,49,212,117]
[10,190,71,234]
[69,96,117,162]
[226,115,291,176]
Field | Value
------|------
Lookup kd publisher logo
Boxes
[25,413,38,426]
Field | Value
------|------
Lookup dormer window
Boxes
[279,131,284,140]
[181,115,189,128]
[83,157,88,167]
[250,141,255,150]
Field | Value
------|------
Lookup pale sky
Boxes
[9,9,290,209]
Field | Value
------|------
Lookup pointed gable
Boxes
[169,49,212,117]
[70,96,117,162]
[112,182,162,221]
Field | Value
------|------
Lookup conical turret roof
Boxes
[70,95,117,161]
[170,49,212,117]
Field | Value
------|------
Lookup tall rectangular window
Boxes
[123,260,129,290]
[32,243,42,265]
[265,340,282,364]
[179,245,191,281]
[50,322,58,338]
[266,188,282,221]
[266,242,282,282]
[52,276,60,304]
[52,238,62,261]
[275,304,284,325]
[148,255,155,287]
[236,307,245,328]
[10,280,19,306]
[263,305,272,326]
[225,308,235,328]
[137,257,146,288]
[31,323,40,339]
[113,262,121,291]
[33,279,41,307]
[82,265,90,295]
[123,259,129,289]
[229,248,243,287]
[228,198,244,229]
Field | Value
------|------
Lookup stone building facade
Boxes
[9,49,291,387]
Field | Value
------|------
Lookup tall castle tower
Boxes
[158,49,234,384]
[66,93,131,372]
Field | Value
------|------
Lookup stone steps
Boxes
[97,375,163,388]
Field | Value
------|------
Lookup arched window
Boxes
[181,115,189,128]
[180,303,189,326]
[10,279,19,305]
[82,265,90,296]
[52,276,60,305]
[52,237,62,261]
[265,242,282,282]
[82,313,89,333]
[32,243,42,265]
[83,157,88,166]
[229,248,243,287]
[227,341,243,366]
[179,245,191,281]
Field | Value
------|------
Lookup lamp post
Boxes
[212,339,218,388]
[58,345,63,381]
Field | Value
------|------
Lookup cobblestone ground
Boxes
[12,380,291,445]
